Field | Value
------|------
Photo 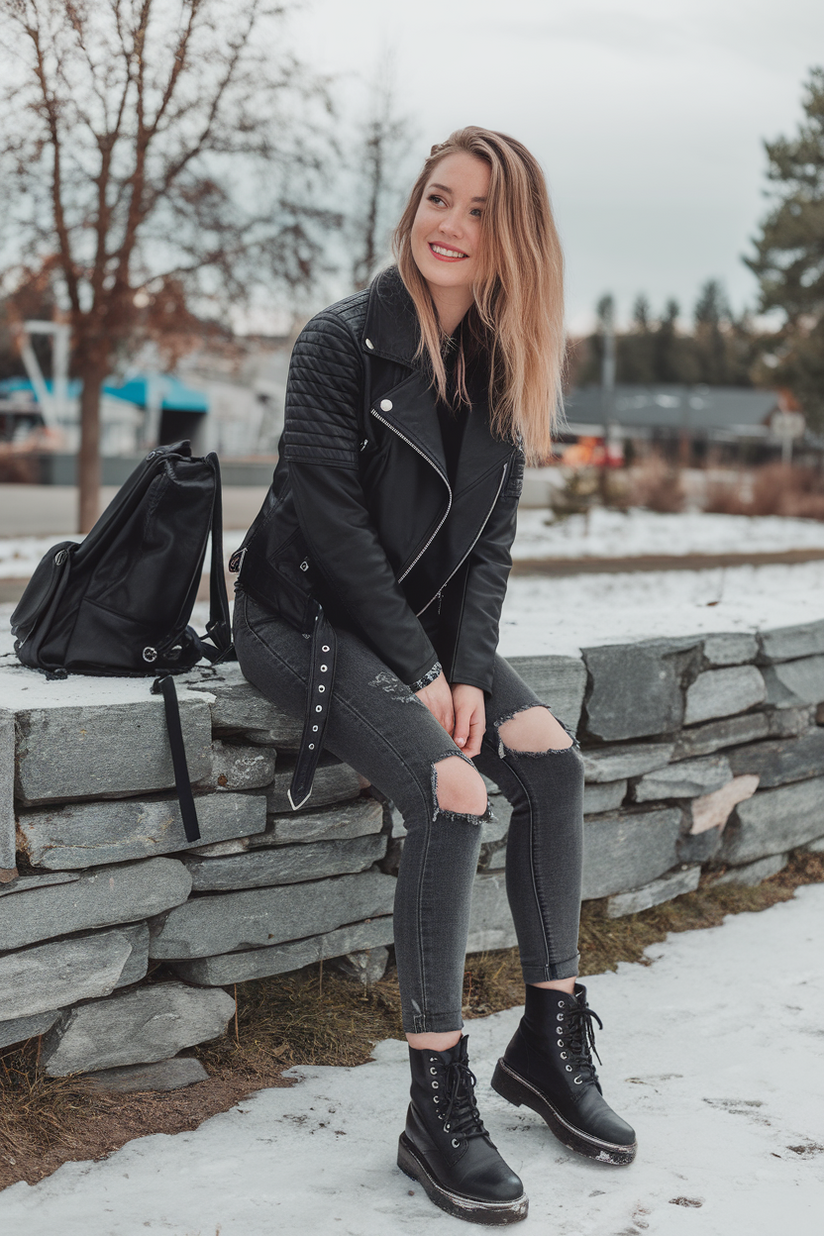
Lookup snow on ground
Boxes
[1,884,821,1236]
[512,507,824,561]
[5,510,824,579]
[498,560,824,658]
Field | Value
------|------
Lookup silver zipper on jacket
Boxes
[416,461,509,617]
[369,406,453,582]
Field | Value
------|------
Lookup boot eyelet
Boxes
[556,1039,564,1048]
[560,1051,568,1060]
[444,1123,450,1131]
[565,1065,573,1072]
[451,1139,460,1148]
[556,1013,564,1021]
[558,1001,565,1008]
[433,1096,440,1104]
[574,1076,583,1085]
[431,1081,439,1089]
[429,1067,437,1075]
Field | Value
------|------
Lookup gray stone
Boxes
[483,796,513,843]
[582,638,702,741]
[484,843,507,871]
[606,865,701,918]
[0,927,139,1021]
[149,870,397,959]
[18,793,268,869]
[728,729,824,789]
[1,708,15,880]
[760,620,824,663]
[633,756,732,802]
[15,698,212,805]
[677,827,723,865]
[266,758,363,814]
[182,834,386,891]
[0,1008,62,1050]
[466,872,516,952]
[805,835,824,853]
[203,741,276,792]
[762,657,824,708]
[0,871,80,897]
[702,632,759,667]
[719,776,824,865]
[184,663,302,747]
[184,796,384,856]
[767,705,816,738]
[506,655,587,733]
[115,923,150,988]
[331,945,390,986]
[259,797,384,847]
[673,712,770,759]
[170,916,395,985]
[684,666,766,725]
[82,1056,209,1093]
[41,982,236,1075]
[714,853,789,886]
[583,780,627,814]
[582,808,682,900]
[0,857,191,951]
[581,742,675,783]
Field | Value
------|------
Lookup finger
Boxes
[452,701,471,748]
[465,712,484,758]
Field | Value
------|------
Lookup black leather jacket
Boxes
[234,266,524,695]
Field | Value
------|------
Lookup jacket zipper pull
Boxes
[360,438,369,451]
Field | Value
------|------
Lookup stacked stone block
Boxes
[1,618,824,1083]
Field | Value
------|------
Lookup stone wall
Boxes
[2,618,824,1084]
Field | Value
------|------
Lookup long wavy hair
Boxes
[393,127,565,463]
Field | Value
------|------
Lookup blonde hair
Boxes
[393,126,564,463]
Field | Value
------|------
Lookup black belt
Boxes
[288,605,337,810]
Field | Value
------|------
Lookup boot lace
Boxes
[562,1001,604,1085]
[436,1057,489,1143]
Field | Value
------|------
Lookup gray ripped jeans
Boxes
[233,590,584,1034]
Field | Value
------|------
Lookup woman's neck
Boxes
[428,284,474,337]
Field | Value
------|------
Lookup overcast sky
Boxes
[289,0,822,333]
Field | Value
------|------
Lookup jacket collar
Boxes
[362,265,516,486]
[362,265,421,366]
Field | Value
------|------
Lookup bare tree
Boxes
[0,0,339,530]
[349,64,416,292]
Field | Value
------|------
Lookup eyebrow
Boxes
[430,182,487,202]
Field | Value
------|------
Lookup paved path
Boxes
[1,884,821,1236]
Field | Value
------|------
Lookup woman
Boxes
[231,127,635,1226]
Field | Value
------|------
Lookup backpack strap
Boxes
[287,605,337,811]
[203,455,234,662]
[152,674,201,842]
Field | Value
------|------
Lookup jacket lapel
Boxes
[363,266,516,490]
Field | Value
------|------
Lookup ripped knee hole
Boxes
[432,753,488,818]
[497,705,574,754]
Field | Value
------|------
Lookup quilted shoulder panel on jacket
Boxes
[282,296,369,468]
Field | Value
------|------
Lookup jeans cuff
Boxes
[521,952,580,984]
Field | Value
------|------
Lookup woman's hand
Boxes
[415,672,455,735]
[451,683,486,758]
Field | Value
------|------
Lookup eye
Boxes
[470,207,483,218]
[427,193,446,206]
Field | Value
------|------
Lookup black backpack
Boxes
[9,441,234,841]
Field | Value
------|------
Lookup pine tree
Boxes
[746,68,824,425]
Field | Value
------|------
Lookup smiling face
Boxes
[410,151,491,332]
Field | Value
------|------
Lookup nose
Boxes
[438,208,463,239]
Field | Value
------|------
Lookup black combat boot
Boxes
[491,983,637,1166]
[398,1035,528,1225]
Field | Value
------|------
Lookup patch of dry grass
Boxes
[1,849,821,1192]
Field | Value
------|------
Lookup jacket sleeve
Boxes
[447,453,523,693]
[282,310,440,687]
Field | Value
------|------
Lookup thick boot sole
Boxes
[491,1058,637,1167]
[397,1133,529,1226]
